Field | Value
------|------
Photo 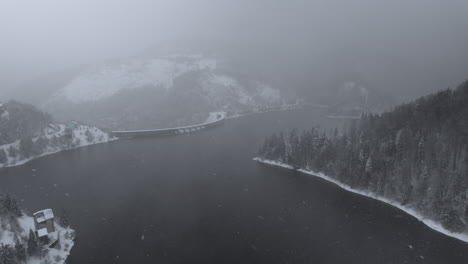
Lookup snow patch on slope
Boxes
[200,73,282,110]
[205,112,226,124]
[256,83,281,102]
[50,56,217,104]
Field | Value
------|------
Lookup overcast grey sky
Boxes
[1,0,468,98]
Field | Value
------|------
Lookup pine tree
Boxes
[0,149,7,164]
[420,162,429,180]
[50,135,59,147]
[417,136,425,163]
[0,194,22,216]
[59,209,70,228]
[11,199,22,217]
[7,146,17,159]
[0,194,12,213]
[14,242,26,262]
[85,129,95,143]
[27,229,39,257]
[287,129,301,168]
[0,244,15,264]
[395,129,404,154]
[34,136,49,152]
[64,127,73,138]
[365,157,373,173]
[19,137,35,158]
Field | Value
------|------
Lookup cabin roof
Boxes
[34,209,54,223]
[37,228,49,237]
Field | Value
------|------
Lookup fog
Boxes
[2,2,468,263]
[1,0,468,100]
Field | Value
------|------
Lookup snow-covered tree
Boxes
[365,157,373,173]
[0,244,15,264]
[0,194,22,216]
[14,242,26,262]
[256,80,468,233]
[0,149,7,164]
[34,136,49,152]
[7,146,17,159]
[85,129,95,143]
[19,137,36,158]
[59,209,70,228]
[27,229,39,257]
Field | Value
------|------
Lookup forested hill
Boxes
[0,101,52,145]
[257,80,468,234]
[0,100,111,167]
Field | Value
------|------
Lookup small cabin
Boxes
[33,209,55,243]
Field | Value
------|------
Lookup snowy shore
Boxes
[2,111,228,168]
[253,157,468,244]
[226,103,312,120]
[0,215,75,264]
[0,124,116,169]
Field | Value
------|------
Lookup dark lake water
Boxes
[1,108,468,263]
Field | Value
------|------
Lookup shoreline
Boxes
[226,103,322,120]
[0,138,118,169]
[253,157,468,244]
[1,107,304,169]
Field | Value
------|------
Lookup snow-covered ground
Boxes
[204,111,226,124]
[0,215,75,264]
[0,124,115,168]
[253,157,468,244]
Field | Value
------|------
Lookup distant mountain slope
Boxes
[324,74,395,117]
[257,79,468,237]
[0,101,52,145]
[40,54,285,130]
[47,55,217,104]
[4,66,85,107]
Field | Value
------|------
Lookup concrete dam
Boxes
[111,112,226,139]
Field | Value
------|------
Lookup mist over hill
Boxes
[17,54,287,130]
[2,1,468,113]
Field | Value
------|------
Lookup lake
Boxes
[1,107,467,263]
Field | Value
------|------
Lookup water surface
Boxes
[1,108,467,263]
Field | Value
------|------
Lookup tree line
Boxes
[258,80,468,233]
[0,100,105,165]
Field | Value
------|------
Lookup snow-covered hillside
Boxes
[0,123,114,168]
[0,100,114,168]
[50,55,217,104]
[42,54,285,130]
